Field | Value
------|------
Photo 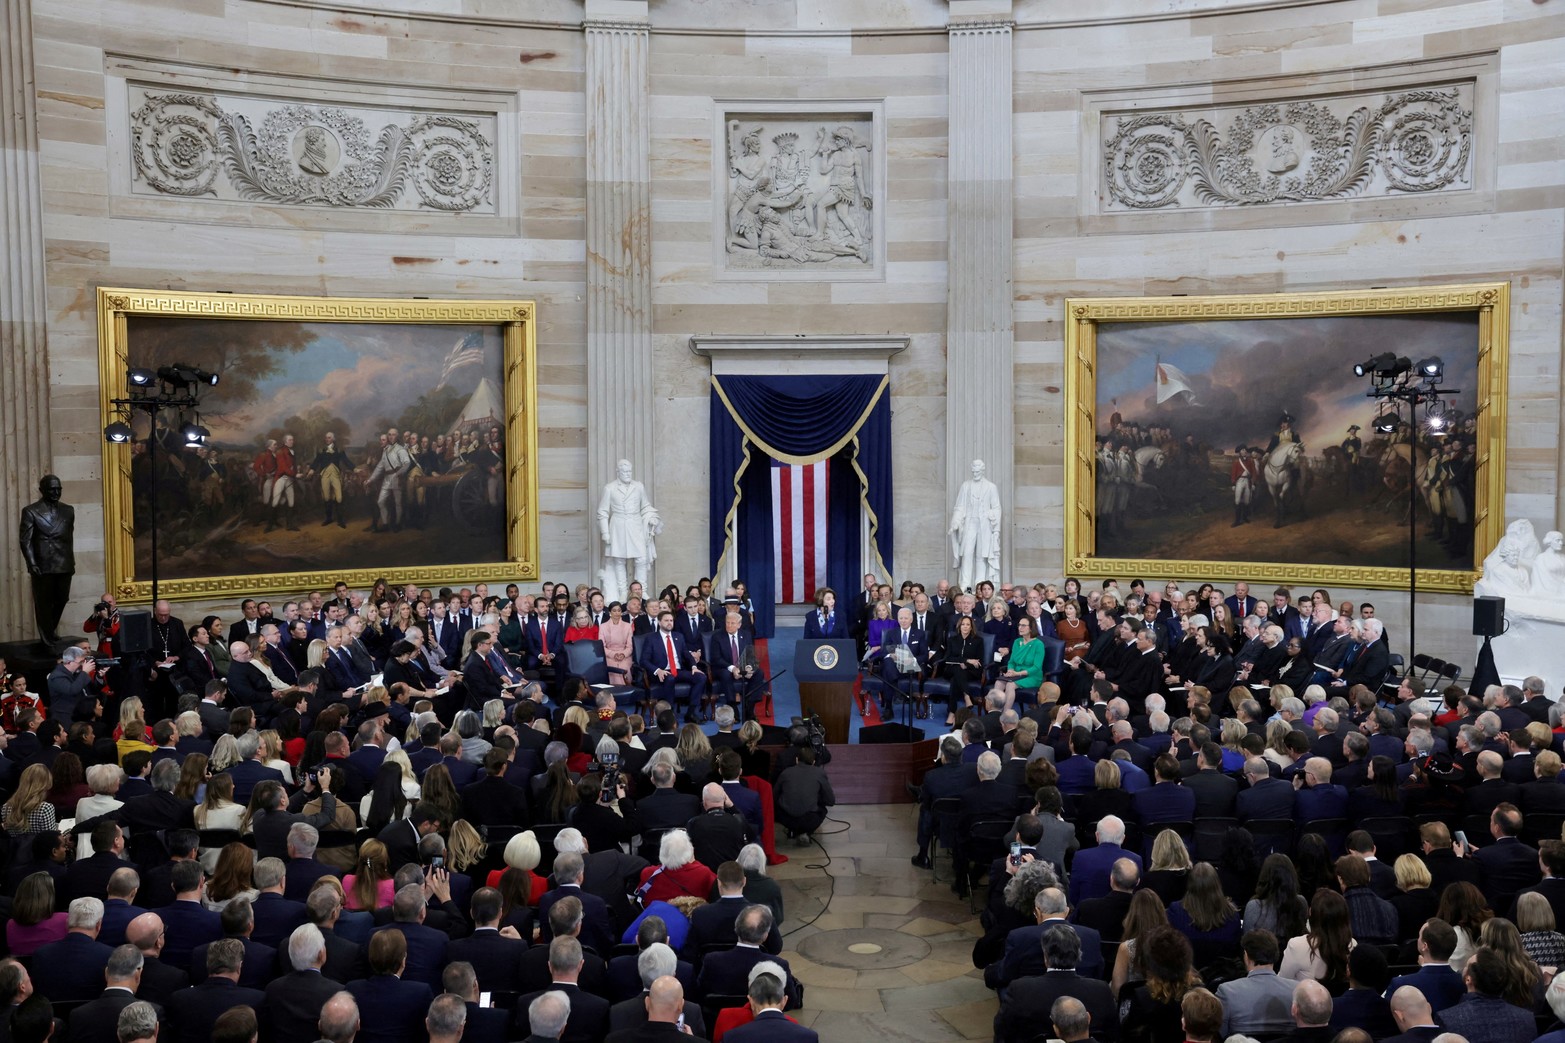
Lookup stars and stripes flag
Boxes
[771,459,829,604]
[437,332,486,388]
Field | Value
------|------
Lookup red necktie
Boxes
[539,619,548,655]
[665,635,678,678]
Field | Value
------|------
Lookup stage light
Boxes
[180,421,209,448]
[1384,356,1412,378]
[1373,413,1401,434]
[1353,353,1393,378]
[127,368,156,387]
[1417,356,1444,380]
[104,422,133,443]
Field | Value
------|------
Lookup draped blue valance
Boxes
[709,374,894,637]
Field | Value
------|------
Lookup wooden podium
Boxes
[794,639,858,745]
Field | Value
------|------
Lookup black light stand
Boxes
[103,365,220,604]
[1355,353,1461,667]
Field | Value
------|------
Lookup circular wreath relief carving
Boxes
[1378,90,1472,193]
[1104,115,1188,209]
[130,94,224,196]
[409,115,493,212]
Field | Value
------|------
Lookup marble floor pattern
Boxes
[766,803,998,1041]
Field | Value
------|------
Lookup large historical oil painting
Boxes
[97,290,539,601]
[1063,285,1510,593]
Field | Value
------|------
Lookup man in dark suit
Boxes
[686,784,754,872]
[1237,757,1296,823]
[66,943,155,1043]
[1133,754,1197,828]
[1293,758,1349,824]
[1266,587,1305,642]
[165,938,266,1043]
[462,630,507,711]
[607,945,707,1037]
[523,606,567,694]
[281,823,340,903]
[684,862,782,960]
[123,911,188,1007]
[723,968,815,1043]
[1071,858,1138,941]
[373,881,451,989]
[98,868,148,947]
[346,929,437,1043]
[1464,752,1523,819]
[640,612,708,714]
[189,899,278,991]
[1472,804,1541,899]
[537,852,616,956]
[377,801,444,872]
[516,937,612,1043]
[227,600,263,647]
[672,598,713,672]
[429,603,464,667]
[447,888,528,993]
[638,762,702,839]
[225,733,287,805]
[119,759,197,834]
[1067,817,1142,907]
[995,925,1116,1043]
[878,607,930,710]
[66,821,129,903]
[696,905,800,1008]
[160,862,224,971]
[1186,743,1238,818]
[1382,986,1443,1043]
[32,898,116,1002]
[462,748,533,830]
[436,964,510,1043]
[912,737,978,869]
[953,751,1021,897]
[179,623,220,694]
[1418,822,1483,898]
[1509,842,1565,926]
[986,887,1104,989]
[1386,920,1465,1015]
[249,858,310,949]
[1434,949,1537,1042]
[606,919,697,1004]
[263,924,343,1043]
[196,682,231,741]
[1112,628,1163,710]
[1225,583,1258,624]
[708,610,764,718]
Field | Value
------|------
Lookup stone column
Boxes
[584,5,653,589]
[946,8,1014,585]
[0,0,55,640]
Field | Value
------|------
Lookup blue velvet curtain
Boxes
[709,375,894,637]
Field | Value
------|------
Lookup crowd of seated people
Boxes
[0,575,843,1043]
[892,574,1565,1043]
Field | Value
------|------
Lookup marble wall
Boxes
[9,0,1565,673]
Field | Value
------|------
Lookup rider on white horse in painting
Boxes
[1263,413,1306,529]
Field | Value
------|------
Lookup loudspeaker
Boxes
[857,722,926,745]
[118,610,152,654]
[1473,596,1506,638]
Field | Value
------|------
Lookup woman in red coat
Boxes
[637,828,718,905]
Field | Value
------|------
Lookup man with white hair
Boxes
[726,963,817,1043]
[30,897,112,1002]
[1293,757,1348,823]
[1286,979,1335,1043]
[1067,816,1142,906]
[607,942,708,1037]
[537,848,617,957]
[264,925,342,1043]
[515,937,610,1042]
[524,991,571,1043]
[952,750,1021,898]
[1340,617,1390,691]
[548,826,648,932]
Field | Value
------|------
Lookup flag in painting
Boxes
[771,459,829,604]
[437,332,486,389]
[1154,360,1199,405]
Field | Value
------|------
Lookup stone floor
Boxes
[766,803,998,1041]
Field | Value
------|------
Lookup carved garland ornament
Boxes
[1103,87,1473,209]
[130,93,494,212]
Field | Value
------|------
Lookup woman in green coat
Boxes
[991,614,1044,711]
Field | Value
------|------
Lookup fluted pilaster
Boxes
[1,0,55,640]
[584,16,654,585]
[946,17,1015,583]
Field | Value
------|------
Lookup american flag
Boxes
[771,459,829,604]
[437,332,486,388]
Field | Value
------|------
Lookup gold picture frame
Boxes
[97,288,540,602]
[1063,282,1509,594]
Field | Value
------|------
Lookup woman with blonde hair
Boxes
[1263,719,1293,771]
[306,638,328,670]
[205,842,258,911]
[448,819,485,874]
[76,763,125,859]
[195,772,241,871]
[561,704,592,733]
[344,838,395,911]
[482,699,506,735]
[1142,828,1192,906]
[6,872,67,955]
[1219,719,1248,772]
[258,730,294,785]
[675,723,713,782]
[114,698,155,763]
[1389,852,1437,937]
[1075,758,1133,829]
[3,764,56,835]
[1516,891,1565,967]
[208,733,241,773]
[736,719,770,778]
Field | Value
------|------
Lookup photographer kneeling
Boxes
[774,747,836,846]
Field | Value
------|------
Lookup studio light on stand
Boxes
[1355,351,1461,669]
[102,364,219,604]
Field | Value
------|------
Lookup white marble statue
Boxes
[949,458,1002,594]
[1534,531,1565,597]
[597,459,662,605]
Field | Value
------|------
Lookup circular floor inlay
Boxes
[797,928,931,970]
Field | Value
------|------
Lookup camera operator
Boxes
[774,746,835,846]
[85,595,119,659]
[47,646,96,724]
[773,719,831,777]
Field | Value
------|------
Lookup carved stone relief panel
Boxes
[127,86,496,214]
[715,105,883,278]
[1098,81,1476,213]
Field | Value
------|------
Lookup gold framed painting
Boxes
[1063,283,1509,594]
[97,288,540,602]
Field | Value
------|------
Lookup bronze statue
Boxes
[19,475,75,647]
